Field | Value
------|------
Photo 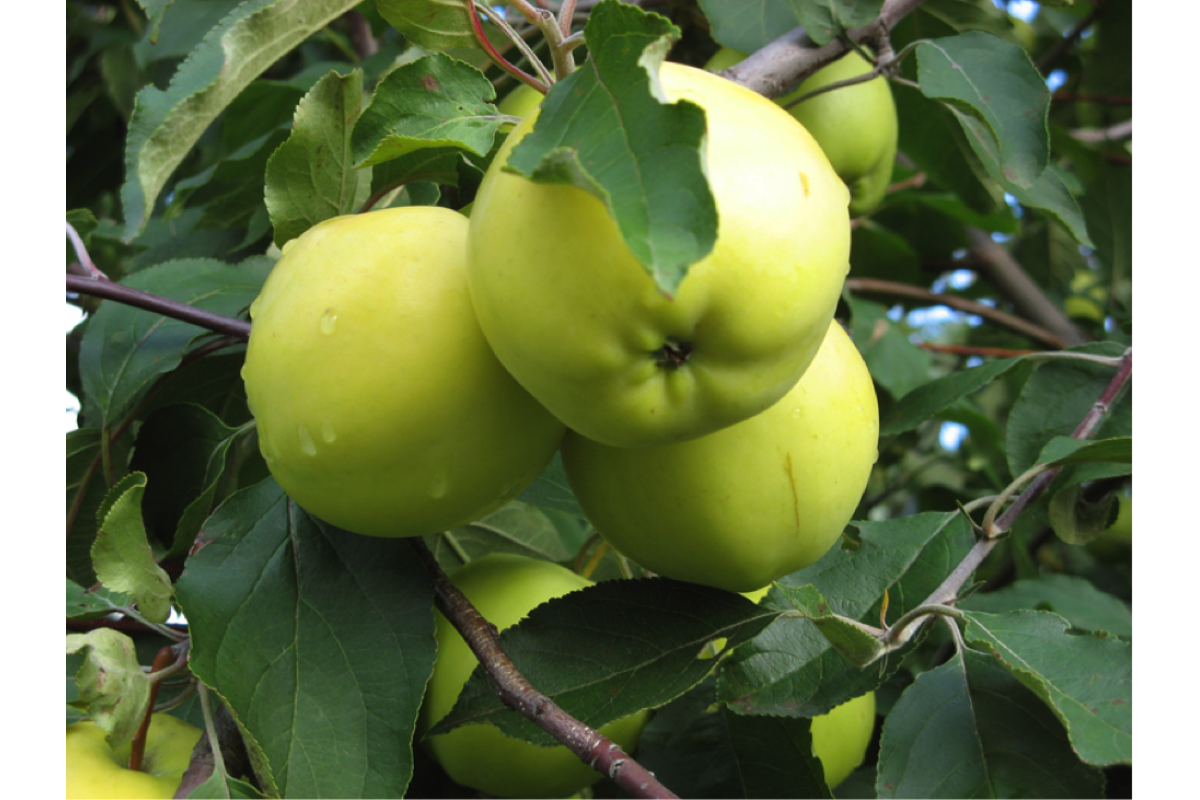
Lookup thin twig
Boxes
[409,539,678,799]
[66,275,252,340]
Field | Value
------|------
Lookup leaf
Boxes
[846,296,934,401]
[122,0,361,239]
[788,0,885,46]
[422,502,574,574]
[185,774,265,799]
[879,355,1025,437]
[637,680,831,799]
[351,54,501,168]
[78,257,272,430]
[133,0,176,43]
[962,610,1132,766]
[174,478,436,799]
[431,579,776,745]
[66,628,152,745]
[774,585,888,668]
[67,578,132,621]
[960,574,1130,639]
[376,0,477,51]
[697,0,800,53]
[1037,436,1131,468]
[68,429,133,587]
[165,129,288,231]
[876,647,1104,797]
[264,69,371,247]
[517,452,586,519]
[717,512,976,716]
[915,31,1050,190]
[993,158,1092,246]
[364,149,463,207]
[504,1,716,296]
[1046,483,1118,546]
[91,472,174,624]
[129,404,246,559]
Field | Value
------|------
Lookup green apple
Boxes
[66,713,202,799]
[419,553,650,798]
[562,320,878,592]
[497,83,544,125]
[468,61,851,448]
[1065,269,1108,322]
[242,207,565,538]
[706,47,898,216]
[812,691,876,789]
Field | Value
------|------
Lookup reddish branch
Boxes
[409,539,678,800]
[128,645,180,771]
[66,275,252,340]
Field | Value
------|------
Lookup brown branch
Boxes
[66,275,252,340]
[844,277,1071,350]
[344,10,377,60]
[917,342,1035,358]
[409,539,678,799]
[1053,92,1132,105]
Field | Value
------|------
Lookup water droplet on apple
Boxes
[298,425,317,456]
[321,420,337,443]
[320,310,338,335]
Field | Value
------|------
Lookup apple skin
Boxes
[812,691,876,789]
[419,553,650,798]
[66,713,202,799]
[497,83,544,124]
[468,61,851,448]
[706,47,897,217]
[242,207,565,538]
[562,320,878,593]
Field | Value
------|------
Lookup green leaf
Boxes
[960,574,1130,639]
[174,478,436,799]
[697,0,800,53]
[68,429,133,587]
[66,629,153,745]
[788,0,885,46]
[717,512,976,716]
[774,585,888,667]
[846,296,934,401]
[995,159,1092,246]
[67,578,132,621]
[876,647,1104,797]
[880,355,1025,437]
[365,149,463,208]
[1037,436,1131,468]
[185,774,264,799]
[421,502,574,574]
[505,1,716,296]
[165,129,289,231]
[518,452,586,519]
[962,610,1132,766]
[265,69,371,246]
[351,54,501,168]
[91,473,174,624]
[129,404,246,559]
[1046,483,1118,546]
[78,257,272,430]
[638,680,831,799]
[121,0,361,239]
[916,31,1050,189]
[376,0,477,51]
[133,0,176,43]
[431,579,776,745]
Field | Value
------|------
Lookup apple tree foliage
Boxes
[66,0,1132,797]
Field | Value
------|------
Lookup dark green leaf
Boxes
[185,774,264,799]
[846,296,934,401]
[880,356,1025,437]
[518,452,586,519]
[91,472,174,623]
[422,502,574,574]
[505,1,715,296]
[376,0,477,51]
[788,0,884,46]
[961,574,1130,638]
[963,610,1131,766]
[775,585,888,667]
[432,579,776,745]
[1037,436,1131,468]
[67,578,132,621]
[175,479,435,799]
[1047,483,1119,545]
[68,429,133,587]
[697,0,800,53]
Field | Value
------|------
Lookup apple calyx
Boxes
[653,339,694,369]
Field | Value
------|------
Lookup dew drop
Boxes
[320,310,338,335]
[298,425,317,456]
[321,420,337,443]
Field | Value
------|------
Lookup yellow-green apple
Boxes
[497,83,544,129]
[562,320,878,592]
[467,61,851,448]
[419,553,650,798]
[66,713,202,799]
[706,47,898,216]
[242,207,565,538]
[812,691,876,789]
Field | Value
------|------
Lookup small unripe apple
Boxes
[66,713,202,799]
[419,553,650,798]
[812,691,876,789]
[242,207,565,538]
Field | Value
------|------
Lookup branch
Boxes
[66,274,252,340]
[844,276,1071,350]
[1070,118,1133,143]
[409,539,678,800]
[1037,5,1100,75]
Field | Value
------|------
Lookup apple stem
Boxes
[128,644,179,771]
[410,539,680,799]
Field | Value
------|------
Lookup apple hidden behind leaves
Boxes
[813,691,877,789]
[66,713,202,800]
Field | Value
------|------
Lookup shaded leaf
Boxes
[174,479,436,799]
[697,0,800,53]
[880,355,1024,437]
[376,0,477,51]
[518,452,586,519]
[68,429,133,587]
[846,296,934,401]
[67,578,132,621]
[1037,436,1131,468]
[788,0,884,46]
[774,584,888,668]
[961,574,1130,639]
[422,501,574,574]
[92,472,174,624]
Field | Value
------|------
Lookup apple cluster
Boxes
[237,58,883,796]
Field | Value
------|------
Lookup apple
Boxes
[811,691,876,789]
[419,553,650,798]
[66,713,202,799]
[468,61,851,448]
[497,83,544,127]
[561,320,878,593]
[242,207,566,538]
[1064,269,1108,323]
[706,47,898,217]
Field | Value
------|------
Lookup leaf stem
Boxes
[467,1,551,93]
[67,222,107,280]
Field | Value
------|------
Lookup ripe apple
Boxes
[811,691,876,789]
[561,320,878,593]
[242,207,565,538]
[66,713,202,799]
[468,61,851,448]
[706,47,898,217]
[419,553,650,798]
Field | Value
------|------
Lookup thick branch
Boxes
[66,274,252,340]
[409,539,678,800]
